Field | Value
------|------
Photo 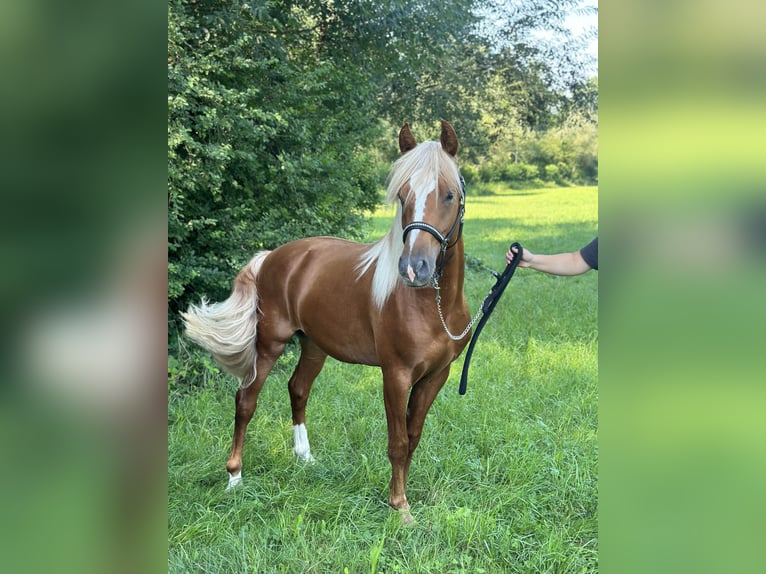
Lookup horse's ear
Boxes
[399,123,417,154]
[440,120,459,157]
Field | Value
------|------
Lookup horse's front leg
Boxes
[404,366,451,485]
[382,368,416,523]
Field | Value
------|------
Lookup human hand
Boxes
[506,246,533,267]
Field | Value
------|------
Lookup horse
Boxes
[182,120,471,524]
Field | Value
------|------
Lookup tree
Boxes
[168,0,379,328]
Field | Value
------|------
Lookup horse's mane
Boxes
[357,141,461,309]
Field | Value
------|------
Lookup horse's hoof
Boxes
[398,508,415,526]
[226,471,242,490]
[295,451,316,464]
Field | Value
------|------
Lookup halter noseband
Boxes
[401,175,466,262]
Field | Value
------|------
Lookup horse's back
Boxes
[264,236,370,290]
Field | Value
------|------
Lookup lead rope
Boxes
[456,242,524,395]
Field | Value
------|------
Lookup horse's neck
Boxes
[439,242,466,300]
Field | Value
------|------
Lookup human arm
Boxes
[505,246,593,276]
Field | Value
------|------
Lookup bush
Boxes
[168,1,381,338]
[544,163,559,181]
[460,164,480,185]
[503,162,539,183]
[477,162,500,182]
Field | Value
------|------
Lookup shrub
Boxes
[504,162,539,183]
[460,164,480,185]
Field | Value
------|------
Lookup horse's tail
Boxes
[181,251,270,388]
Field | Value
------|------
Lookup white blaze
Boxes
[407,173,435,253]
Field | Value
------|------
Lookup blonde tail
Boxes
[181,251,270,388]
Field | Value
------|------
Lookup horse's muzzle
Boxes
[398,252,435,287]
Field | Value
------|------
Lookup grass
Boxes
[168,185,598,573]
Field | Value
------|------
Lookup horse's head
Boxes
[393,120,464,287]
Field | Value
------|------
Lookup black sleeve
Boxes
[579,237,598,270]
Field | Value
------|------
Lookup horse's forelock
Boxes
[385,142,461,207]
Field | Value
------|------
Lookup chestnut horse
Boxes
[183,120,471,523]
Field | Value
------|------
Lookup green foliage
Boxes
[459,64,597,188]
[168,0,387,329]
[505,162,540,183]
[168,336,225,392]
[468,111,597,188]
[460,164,480,186]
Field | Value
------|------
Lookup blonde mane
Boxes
[356,141,461,309]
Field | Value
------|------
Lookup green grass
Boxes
[169,186,598,573]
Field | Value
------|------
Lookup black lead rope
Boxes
[458,242,523,395]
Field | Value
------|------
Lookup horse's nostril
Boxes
[415,258,432,280]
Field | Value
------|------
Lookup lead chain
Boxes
[432,276,484,341]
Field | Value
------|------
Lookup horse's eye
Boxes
[445,191,455,202]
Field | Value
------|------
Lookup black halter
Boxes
[400,176,466,275]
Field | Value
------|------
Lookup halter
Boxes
[400,176,465,277]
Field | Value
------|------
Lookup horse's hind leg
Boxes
[288,335,327,462]
[225,342,283,489]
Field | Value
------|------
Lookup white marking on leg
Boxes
[292,423,315,462]
[226,471,242,490]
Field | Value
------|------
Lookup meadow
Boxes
[168,185,598,573]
